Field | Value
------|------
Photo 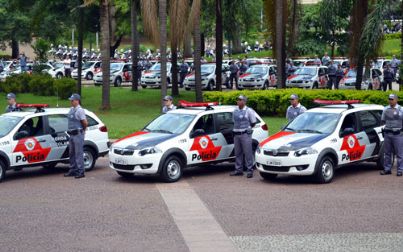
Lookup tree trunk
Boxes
[11,39,19,59]
[183,33,192,58]
[131,0,139,91]
[232,35,242,54]
[201,33,205,57]
[76,7,84,96]
[287,0,299,56]
[159,0,168,106]
[171,47,179,96]
[100,0,111,110]
[193,0,203,102]
[110,35,122,58]
[275,0,287,88]
[215,0,223,91]
[400,0,403,91]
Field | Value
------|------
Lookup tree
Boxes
[287,0,301,56]
[99,0,112,110]
[275,0,287,88]
[192,0,203,102]
[215,0,223,91]
[159,0,168,104]
[131,0,139,91]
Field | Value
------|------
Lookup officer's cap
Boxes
[163,95,173,101]
[290,94,299,100]
[6,93,16,100]
[68,93,81,101]
[388,94,398,100]
[237,95,247,101]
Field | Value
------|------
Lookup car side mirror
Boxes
[341,127,354,137]
[191,129,205,138]
[14,130,29,140]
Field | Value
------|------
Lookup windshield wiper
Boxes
[284,127,295,132]
[143,127,151,132]
[152,129,173,134]
[298,129,323,134]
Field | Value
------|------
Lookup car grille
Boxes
[263,150,289,157]
[262,165,290,172]
[114,148,134,156]
[291,80,303,84]
[113,163,135,171]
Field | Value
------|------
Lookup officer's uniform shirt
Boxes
[5,104,20,113]
[381,104,403,131]
[286,103,307,122]
[68,105,86,130]
[162,104,177,114]
[233,106,256,132]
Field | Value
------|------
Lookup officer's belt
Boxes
[67,129,83,135]
[384,128,403,135]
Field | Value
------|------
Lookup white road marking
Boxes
[157,181,238,252]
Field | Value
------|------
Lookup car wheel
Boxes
[314,156,334,183]
[94,83,101,87]
[0,160,6,183]
[114,77,122,87]
[83,147,96,171]
[262,81,268,90]
[367,83,373,90]
[260,172,277,181]
[226,83,233,89]
[185,87,191,91]
[56,73,63,79]
[207,81,214,91]
[312,82,319,89]
[376,144,385,170]
[161,155,183,183]
[86,72,93,80]
[117,171,134,178]
[141,85,147,89]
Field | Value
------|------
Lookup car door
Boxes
[11,115,53,167]
[46,114,70,160]
[338,112,364,165]
[187,114,226,165]
[214,112,235,158]
[356,110,383,159]
[318,67,328,88]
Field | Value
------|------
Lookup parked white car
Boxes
[286,66,328,89]
[72,61,101,80]
[238,64,277,89]
[94,62,132,87]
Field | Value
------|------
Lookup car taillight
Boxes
[261,124,268,131]
[99,126,108,132]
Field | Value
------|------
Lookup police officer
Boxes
[64,94,88,179]
[327,60,337,89]
[286,94,307,123]
[229,61,239,89]
[179,61,189,88]
[380,94,403,177]
[5,93,21,113]
[382,65,394,91]
[335,64,344,90]
[162,95,176,113]
[230,95,257,178]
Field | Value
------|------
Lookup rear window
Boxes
[87,116,99,127]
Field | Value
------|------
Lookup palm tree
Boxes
[275,0,287,88]
[131,0,139,91]
[100,0,111,110]
[400,0,402,91]
[287,0,300,56]
[215,0,223,91]
[159,0,168,103]
[76,6,84,95]
[191,0,203,102]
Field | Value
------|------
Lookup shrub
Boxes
[28,74,55,96]
[204,89,403,116]
[384,32,402,40]
[0,73,32,93]
[54,78,76,99]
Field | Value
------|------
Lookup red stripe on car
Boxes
[259,131,295,147]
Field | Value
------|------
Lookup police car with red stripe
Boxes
[256,100,385,183]
[109,101,269,182]
[0,104,110,182]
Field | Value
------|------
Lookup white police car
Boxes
[238,64,277,89]
[256,100,385,183]
[0,104,110,182]
[109,101,269,182]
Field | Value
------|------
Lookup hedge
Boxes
[0,73,75,99]
[204,89,403,116]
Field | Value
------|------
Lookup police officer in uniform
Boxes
[230,95,257,178]
[162,95,177,113]
[286,94,307,123]
[64,94,88,179]
[380,94,403,176]
[5,93,21,113]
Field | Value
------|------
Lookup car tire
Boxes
[0,160,6,183]
[117,171,134,178]
[83,147,96,172]
[161,155,183,183]
[185,87,191,91]
[114,77,122,87]
[260,172,277,181]
[86,72,93,80]
[314,156,335,183]
[312,82,319,89]
[141,85,147,89]
[56,73,63,79]
[207,81,214,91]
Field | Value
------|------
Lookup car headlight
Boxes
[138,146,162,156]
[294,147,318,157]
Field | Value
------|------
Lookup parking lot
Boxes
[1,157,402,252]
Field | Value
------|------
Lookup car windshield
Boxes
[53,62,64,69]
[83,62,94,69]
[201,65,215,74]
[294,67,316,76]
[150,63,172,71]
[143,113,195,134]
[111,63,123,71]
[285,112,339,134]
[246,67,268,75]
[0,115,22,137]
[346,70,357,78]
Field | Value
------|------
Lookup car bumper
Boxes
[109,151,162,175]
[286,82,313,88]
[184,80,208,89]
[255,152,317,176]
[238,80,265,89]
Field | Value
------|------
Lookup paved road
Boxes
[1,157,402,252]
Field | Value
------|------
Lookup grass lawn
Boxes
[381,39,401,56]
[2,87,286,139]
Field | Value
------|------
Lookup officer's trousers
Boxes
[327,76,337,89]
[69,132,85,175]
[234,133,254,173]
[383,133,403,172]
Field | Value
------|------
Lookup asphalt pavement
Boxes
[1,157,402,252]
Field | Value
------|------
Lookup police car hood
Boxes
[287,74,314,81]
[113,131,177,150]
[259,131,329,151]
[240,73,266,79]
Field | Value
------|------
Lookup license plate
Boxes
[115,158,128,165]
[267,160,281,166]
